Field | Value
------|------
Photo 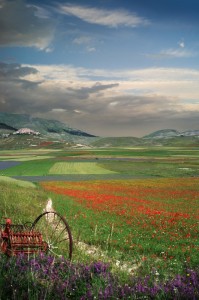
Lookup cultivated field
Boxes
[1,147,199,178]
[49,162,117,174]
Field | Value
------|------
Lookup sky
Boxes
[0,0,199,137]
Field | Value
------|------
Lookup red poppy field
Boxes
[41,177,199,278]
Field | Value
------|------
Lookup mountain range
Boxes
[0,112,199,149]
[143,129,199,138]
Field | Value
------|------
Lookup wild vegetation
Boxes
[0,147,199,298]
[41,178,199,278]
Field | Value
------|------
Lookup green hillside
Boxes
[1,112,199,149]
[0,112,98,147]
[90,136,143,147]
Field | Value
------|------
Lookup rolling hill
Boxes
[1,112,199,149]
[0,112,98,149]
[143,129,199,139]
[0,112,96,138]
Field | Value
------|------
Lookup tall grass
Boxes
[0,181,46,223]
[0,176,36,188]
[41,178,199,282]
[0,180,199,298]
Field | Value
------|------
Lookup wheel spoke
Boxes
[49,217,62,240]
[56,237,70,244]
[51,226,68,245]
[32,211,72,259]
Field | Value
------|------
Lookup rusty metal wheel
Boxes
[32,211,73,260]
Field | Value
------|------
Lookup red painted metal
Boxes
[0,213,73,259]
[0,218,48,256]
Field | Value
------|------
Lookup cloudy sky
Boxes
[0,0,199,137]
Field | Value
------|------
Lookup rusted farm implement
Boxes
[0,212,73,259]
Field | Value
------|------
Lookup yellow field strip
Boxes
[49,162,117,174]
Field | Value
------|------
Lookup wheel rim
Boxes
[32,211,73,259]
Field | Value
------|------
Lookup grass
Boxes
[2,173,198,279]
[1,159,55,176]
[1,146,199,178]
[99,160,199,177]
[0,147,199,298]
[2,158,199,177]
[91,147,199,157]
[0,155,54,161]
[0,181,46,224]
[49,162,117,174]
[0,149,61,155]
[41,178,199,281]
[0,180,198,299]
[0,176,36,188]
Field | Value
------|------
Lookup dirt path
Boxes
[44,198,143,275]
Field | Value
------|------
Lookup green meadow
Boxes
[1,147,199,177]
[0,146,199,298]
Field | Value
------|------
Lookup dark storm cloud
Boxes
[0,0,55,49]
[0,62,42,91]
[81,94,181,117]
[1,62,199,136]
[1,76,199,136]
[67,82,119,99]
[65,93,199,136]
[0,62,38,78]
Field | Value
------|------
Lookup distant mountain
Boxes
[0,112,98,149]
[181,130,199,137]
[90,129,199,148]
[143,129,199,139]
[1,112,199,149]
[0,112,96,138]
[143,129,180,139]
[0,122,17,132]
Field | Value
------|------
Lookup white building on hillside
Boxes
[13,128,40,135]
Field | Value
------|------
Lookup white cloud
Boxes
[73,110,82,114]
[51,108,67,112]
[72,35,96,52]
[73,36,91,45]
[160,48,195,58]
[59,4,149,28]
[27,4,52,19]
[109,101,119,106]
[86,47,96,52]
[178,40,185,48]
[22,64,199,101]
[45,47,54,53]
[147,48,197,59]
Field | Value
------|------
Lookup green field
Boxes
[0,155,54,160]
[49,162,117,174]
[0,146,199,298]
[1,147,199,177]
[1,160,54,176]
[0,176,36,188]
